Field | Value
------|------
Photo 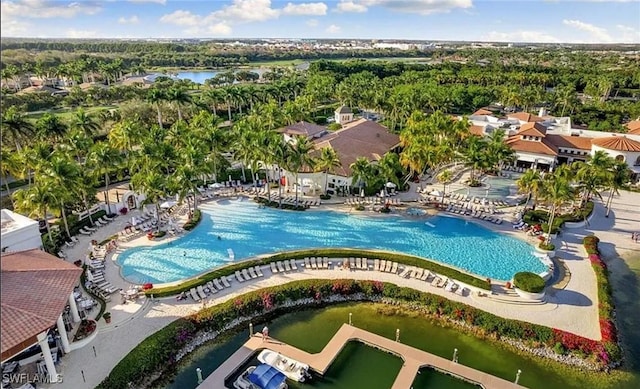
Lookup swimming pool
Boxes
[116,198,545,284]
[454,176,518,199]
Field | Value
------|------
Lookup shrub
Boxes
[538,242,555,251]
[153,230,167,238]
[513,272,546,293]
[354,204,365,211]
[183,209,202,231]
[319,194,331,200]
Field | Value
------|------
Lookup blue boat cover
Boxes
[248,363,286,389]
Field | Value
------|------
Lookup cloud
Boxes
[160,10,201,26]
[208,22,232,35]
[306,19,319,27]
[563,19,612,42]
[616,24,640,43]
[326,24,341,34]
[1,0,102,19]
[282,2,327,16]
[66,29,98,38]
[336,0,472,15]
[210,0,279,22]
[128,0,166,4]
[118,15,139,24]
[616,24,635,32]
[484,30,560,43]
[335,0,367,13]
[1,19,30,36]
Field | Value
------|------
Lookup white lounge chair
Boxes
[289,260,297,271]
[270,262,278,273]
[190,288,200,301]
[284,261,291,272]
[311,258,317,270]
[197,286,207,300]
[242,268,251,280]
[277,261,285,272]
[255,266,264,277]
[374,259,380,271]
[213,279,224,290]
[221,277,231,288]
[235,270,244,282]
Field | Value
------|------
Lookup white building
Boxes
[1,209,43,253]
[335,106,354,125]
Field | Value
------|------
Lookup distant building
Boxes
[277,121,328,143]
[335,106,354,125]
[1,209,42,253]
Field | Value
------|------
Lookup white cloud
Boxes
[616,24,640,43]
[484,30,560,43]
[128,0,166,4]
[306,19,319,27]
[616,24,635,32]
[1,0,102,19]
[208,22,232,36]
[66,29,98,38]
[282,2,327,16]
[326,24,341,34]
[335,0,367,13]
[160,10,201,26]
[336,0,472,15]
[1,19,30,36]
[563,19,612,42]
[118,15,139,24]
[210,0,279,22]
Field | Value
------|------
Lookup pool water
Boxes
[454,176,517,199]
[116,198,545,284]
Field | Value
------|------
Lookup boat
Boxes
[257,349,311,382]
[233,364,287,389]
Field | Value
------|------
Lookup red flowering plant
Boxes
[261,292,274,311]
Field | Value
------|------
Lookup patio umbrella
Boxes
[385,182,397,188]
[210,183,223,189]
[160,200,177,209]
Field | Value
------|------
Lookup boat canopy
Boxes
[248,364,286,389]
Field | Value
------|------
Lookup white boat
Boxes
[257,350,311,382]
[233,364,287,389]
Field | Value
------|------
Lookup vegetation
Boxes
[513,272,546,293]
[182,209,202,231]
[101,276,620,388]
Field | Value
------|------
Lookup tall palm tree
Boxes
[13,179,57,245]
[540,172,574,243]
[573,150,613,207]
[131,170,167,224]
[463,135,488,184]
[377,152,403,190]
[69,108,100,137]
[287,136,315,206]
[604,160,631,218]
[0,148,21,201]
[36,113,68,142]
[44,154,80,239]
[437,169,453,205]
[1,106,35,150]
[516,169,543,210]
[87,142,122,213]
[146,88,166,128]
[315,147,341,194]
[166,87,192,122]
[350,157,374,196]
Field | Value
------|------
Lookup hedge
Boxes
[100,278,616,389]
[513,272,546,293]
[254,197,306,211]
[524,201,594,234]
[145,248,491,298]
[183,209,201,231]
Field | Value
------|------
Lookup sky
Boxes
[1,0,639,43]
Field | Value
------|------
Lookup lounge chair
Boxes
[390,262,398,274]
[374,259,380,271]
[289,260,298,271]
[64,241,75,248]
[197,286,207,300]
[355,258,362,269]
[206,281,217,294]
[284,261,291,272]
[255,266,264,277]
[349,257,356,269]
[270,262,278,273]
[277,261,285,272]
[221,277,231,288]
[304,257,311,268]
[311,258,317,270]
[71,236,80,243]
[248,267,258,278]
[421,270,431,281]
[235,270,244,282]
[399,266,411,278]
[213,279,224,290]
[413,268,424,279]
[431,276,441,287]
[437,277,448,288]
[190,288,200,301]
[242,268,251,280]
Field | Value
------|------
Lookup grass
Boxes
[25,105,117,120]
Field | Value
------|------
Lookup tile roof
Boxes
[312,119,400,176]
[335,105,352,114]
[469,125,485,136]
[505,137,558,156]
[1,249,82,360]
[278,121,327,138]
[508,112,544,123]
[592,136,640,152]
[517,122,547,137]
[472,108,493,116]
[627,120,640,135]
[546,134,593,150]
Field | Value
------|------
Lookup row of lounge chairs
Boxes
[443,205,503,224]
[235,265,266,282]
[504,166,527,173]
[304,257,328,270]
[271,260,299,273]
[78,215,116,236]
[345,197,402,206]
[271,196,321,207]
[189,275,234,301]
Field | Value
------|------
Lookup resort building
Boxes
[278,121,328,143]
[281,118,400,195]
[334,105,354,125]
[1,209,43,253]
[466,110,640,182]
[1,249,84,383]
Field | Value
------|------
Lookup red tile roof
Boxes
[517,122,547,137]
[469,125,485,136]
[1,249,82,360]
[505,137,558,156]
[508,112,544,122]
[278,121,327,138]
[592,136,640,152]
[472,109,493,116]
[546,134,593,150]
[312,119,400,176]
[627,121,640,135]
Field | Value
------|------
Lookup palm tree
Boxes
[131,170,167,224]
[540,172,575,243]
[463,135,488,184]
[316,147,341,194]
[573,150,613,207]
[13,179,57,245]
[146,88,166,128]
[0,148,21,201]
[166,87,192,122]
[350,157,374,196]
[44,154,80,239]
[36,113,68,141]
[69,108,100,136]
[604,160,631,218]
[287,136,315,206]
[1,106,35,150]
[87,142,122,213]
[437,169,453,205]
[377,152,403,190]
[516,169,543,210]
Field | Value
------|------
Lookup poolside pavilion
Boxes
[1,249,83,383]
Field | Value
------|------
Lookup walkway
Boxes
[198,323,525,389]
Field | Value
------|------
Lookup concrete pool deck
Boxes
[48,188,640,389]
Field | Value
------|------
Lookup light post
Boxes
[249,323,253,338]
[515,369,522,384]
[349,312,352,326]
[196,367,203,384]
[453,348,458,363]
[395,328,400,342]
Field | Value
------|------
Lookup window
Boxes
[616,155,625,162]
[635,156,640,166]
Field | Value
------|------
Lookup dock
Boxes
[197,323,526,389]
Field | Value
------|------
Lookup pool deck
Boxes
[48,187,640,389]
[198,323,525,389]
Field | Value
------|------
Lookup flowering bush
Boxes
[119,207,128,215]
[261,292,274,310]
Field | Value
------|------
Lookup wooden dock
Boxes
[198,324,525,389]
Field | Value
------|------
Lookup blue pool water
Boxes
[116,198,545,284]
[454,176,517,199]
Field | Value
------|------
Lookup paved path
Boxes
[198,324,525,389]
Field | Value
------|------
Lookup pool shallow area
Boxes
[454,176,517,199]
[116,198,546,284]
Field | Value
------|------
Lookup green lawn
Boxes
[25,105,118,120]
